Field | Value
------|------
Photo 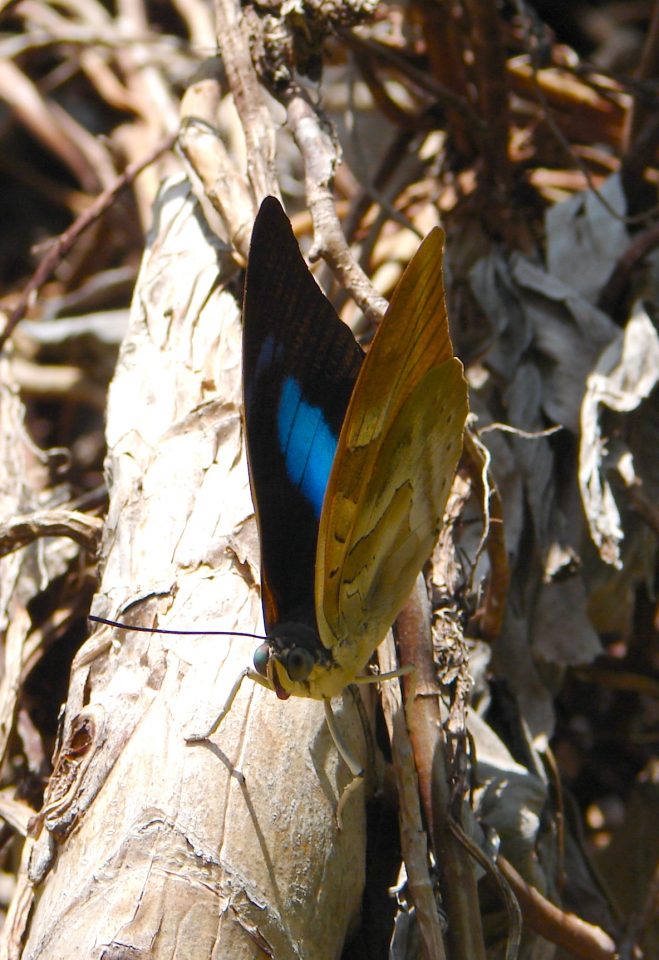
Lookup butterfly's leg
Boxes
[323,698,366,829]
[353,663,415,689]
[186,668,271,741]
[323,698,363,778]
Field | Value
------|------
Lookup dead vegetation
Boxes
[0,1,657,958]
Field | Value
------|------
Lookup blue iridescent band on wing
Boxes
[277,376,337,518]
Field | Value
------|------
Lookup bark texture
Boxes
[22,180,368,960]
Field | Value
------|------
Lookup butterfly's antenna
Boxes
[88,614,268,641]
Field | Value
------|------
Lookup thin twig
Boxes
[448,821,522,960]
[497,855,621,960]
[340,127,419,245]
[0,510,103,558]
[598,219,659,318]
[212,0,279,203]
[378,632,448,960]
[284,87,388,324]
[395,580,487,960]
[353,50,436,131]
[0,59,107,192]
[0,132,176,351]
[343,29,486,132]
[179,73,255,259]
[463,430,510,643]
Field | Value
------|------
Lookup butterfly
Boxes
[241,197,468,726]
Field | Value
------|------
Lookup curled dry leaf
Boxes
[579,301,659,567]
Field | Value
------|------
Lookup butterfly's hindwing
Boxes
[316,228,468,679]
[330,360,467,653]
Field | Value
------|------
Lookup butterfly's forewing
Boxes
[316,228,468,674]
[242,197,363,633]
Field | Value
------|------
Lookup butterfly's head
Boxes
[253,622,329,699]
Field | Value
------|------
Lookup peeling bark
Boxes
[22,180,368,960]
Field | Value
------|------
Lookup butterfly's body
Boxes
[243,198,468,712]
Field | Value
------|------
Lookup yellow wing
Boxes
[314,227,468,688]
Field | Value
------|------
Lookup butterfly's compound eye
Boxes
[253,643,271,677]
[283,646,315,682]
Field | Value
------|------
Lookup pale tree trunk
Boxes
[20,180,369,959]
